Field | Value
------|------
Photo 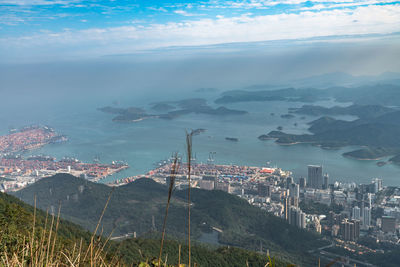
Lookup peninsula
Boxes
[0,125,67,153]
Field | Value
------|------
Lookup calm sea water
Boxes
[0,90,399,186]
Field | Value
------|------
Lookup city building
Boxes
[299,177,306,188]
[286,177,293,189]
[372,178,383,193]
[283,197,290,220]
[340,219,360,241]
[352,206,361,220]
[215,181,231,193]
[258,183,271,197]
[289,183,300,199]
[323,173,329,189]
[363,207,371,227]
[199,179,214,190]
[288,206,306,229]
[381,216,396,233]
[307,165,323,189]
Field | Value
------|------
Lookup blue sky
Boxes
[1,0,400,62]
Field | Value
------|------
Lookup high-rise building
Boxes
[307,165,323,189]
[286,177,294,189]
[290,196,299,208]
[367,193,372,207]
[340,219,360,241]
[288,206,306,229]
[371,178,383,193]
[283,197,289,220]
[299,177,306,188]
[289,183,300,199]
[323,173,329,189]
[352,206,361,220]
[363,207,371,227]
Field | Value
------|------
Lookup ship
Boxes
[27,155,56,162]
[60,157,81,163]
[49,135,68,144]
[112,160,128,166]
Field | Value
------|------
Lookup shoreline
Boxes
[342,154,387,161]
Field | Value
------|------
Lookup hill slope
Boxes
[1,189,295,266]
[13,173,326,265]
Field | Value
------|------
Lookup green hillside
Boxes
[260,108,400,159]
[1,189,297,266]
[114,238,290,267]
[291,104,394,119]
[0,190,93,250]
[13,173,326,265]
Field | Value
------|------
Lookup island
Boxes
[281,114,295,119]
[258,109,400,161]
[97,106,156,122]
[152,98,248,119]
[194,87,218,93]
[290,104,394,119]
[215,84,400,106]
[342,148,396,161]
[150,103,176,112]
[389,154,400,165]
[377,161,387,167]
[215,87,327,104]
[99,98,248,123]
[258,135,274,141]
[225,137,239,142]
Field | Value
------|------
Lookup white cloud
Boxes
[1,4,400,60]
[299,0,397,11]
[213,0,396,9]
[147,6,168,12]
[174,10,200,17]
[0,0,82,5]
[0,13,24,25]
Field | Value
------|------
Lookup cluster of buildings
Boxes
[122,159,399,252]
[0,156,128,192]
[0,125,128,192]
[0,125,66,153]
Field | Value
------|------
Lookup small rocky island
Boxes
[280,114,295,119]
[225,137,239,142]
[97,106,155,122]
[98,98,247,123]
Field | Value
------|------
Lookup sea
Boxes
[1,88,399,186]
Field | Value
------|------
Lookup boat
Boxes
[27,155,56,162]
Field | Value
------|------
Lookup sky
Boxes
[0,0,400,62]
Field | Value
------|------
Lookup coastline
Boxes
[342,154,387,161]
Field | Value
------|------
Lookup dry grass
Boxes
[185,130,194,267]
[158,153,180,266]
[1,189,122,267]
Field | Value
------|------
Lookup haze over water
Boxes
[1,73,399,186]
